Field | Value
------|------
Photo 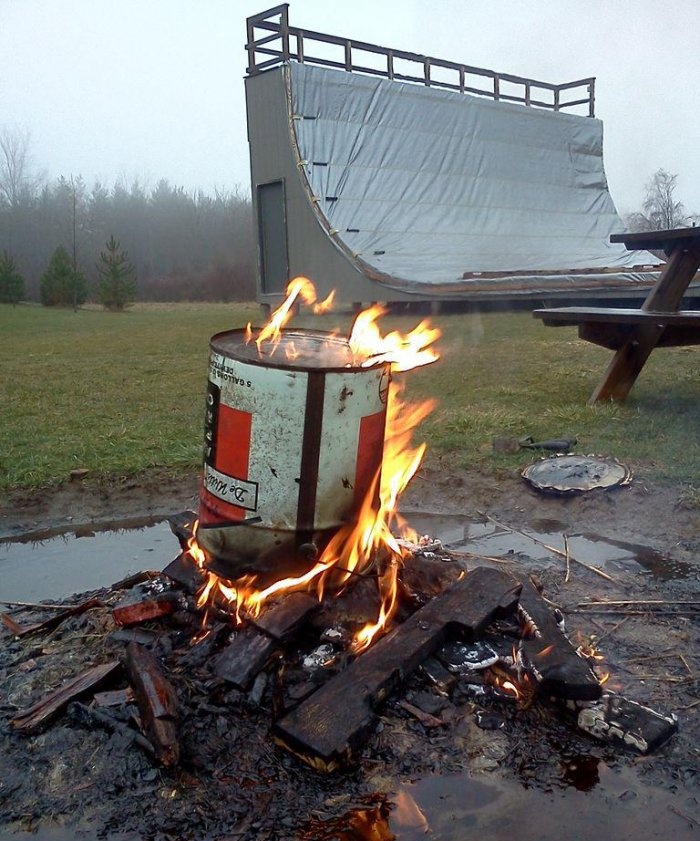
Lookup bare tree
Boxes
[641,169,687,230]
[0,127,38,209]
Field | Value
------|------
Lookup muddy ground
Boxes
[0,461,698,840]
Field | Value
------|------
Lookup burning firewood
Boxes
[516,576,602,701]
[214,592,319,689]
[112,591,182,627]
[275,566,521,771]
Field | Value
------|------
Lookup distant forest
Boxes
[0,174,255,302]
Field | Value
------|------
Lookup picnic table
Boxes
[533,227,700,403]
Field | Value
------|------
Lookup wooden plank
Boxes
[161,551,207,593]
[250,592,319,639]
[534,307,700,326]
[611,226,700,254]
[112,592,180,627]
[516,577,601,701]
[11,661,121,733]
[214,594,319,689]
[274,567,521,770]
[213,628,278,690]
[124,642,179,767]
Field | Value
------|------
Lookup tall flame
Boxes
[189,278,440,651]
[250,277,335,355]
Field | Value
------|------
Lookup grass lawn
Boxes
[1,301,698,491]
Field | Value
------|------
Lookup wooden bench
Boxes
[533,227,700,403]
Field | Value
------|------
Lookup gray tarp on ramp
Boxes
[290,63,660,295]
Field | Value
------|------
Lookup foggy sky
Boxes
[3,0,700,216]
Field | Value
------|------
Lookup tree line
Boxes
[0,128,255,306]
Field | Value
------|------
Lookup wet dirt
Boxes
[0,461,698,840]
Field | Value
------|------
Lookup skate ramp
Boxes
[288,62,661,296]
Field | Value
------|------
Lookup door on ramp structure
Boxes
[257,180,288,294]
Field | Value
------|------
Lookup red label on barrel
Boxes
[200,402,254,524]
[354,410,386,507]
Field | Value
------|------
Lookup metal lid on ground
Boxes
[522,454,632,494]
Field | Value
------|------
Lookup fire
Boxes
[249,277,336,355]
[349,304,440,371]
[187,278,440,651]
[575,633,610,686]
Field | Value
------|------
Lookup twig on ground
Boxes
[564,534,571,584]
[668,804,698,827]
[479,513,617,582]
[578,599,700,607]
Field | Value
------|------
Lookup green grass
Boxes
[1,302,698,491]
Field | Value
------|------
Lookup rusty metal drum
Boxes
[198,328,390,579]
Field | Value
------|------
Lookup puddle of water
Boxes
[0,510,692,607]
[0,521,178,602]
[404,511,693,580]
[388,767,698,841]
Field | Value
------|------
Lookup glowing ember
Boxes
[186,278,441,651]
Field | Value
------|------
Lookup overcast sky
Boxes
[3,0,699,216]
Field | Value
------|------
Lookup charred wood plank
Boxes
[167,510,198,550]
[161,552,207,594]
[516,576,602,701]
[275,566,521,770]
[11,661,121,733]
[213,628,278,690]
[250,593,319,639]
[1,597,103,638]
[214,594,320,689]
[124,642,179,767]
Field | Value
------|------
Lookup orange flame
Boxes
[190,278,440,650]
[349,304,441,371]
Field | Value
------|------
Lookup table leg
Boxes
[587,324,665,403]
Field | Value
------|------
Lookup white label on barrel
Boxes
[203,463,259,511]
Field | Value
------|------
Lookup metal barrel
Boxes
[198,328,390,579]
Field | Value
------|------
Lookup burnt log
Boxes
[11,661,121,733]
[274,566,521,770]
[124,642,179,767]
[251,593,319,640]
[516,577,602,701]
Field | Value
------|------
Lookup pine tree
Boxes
[97,235,137,311]
[40,245,87,307]
[0,251,25,304]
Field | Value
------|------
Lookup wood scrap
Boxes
[517,576,602,701]
[10,661,121,733]
[67,701,155,757]
[1,597,104,638]
[214,593,320,690]
[112,592,181,627]
[399,699,446,728]
[124,642,179,767]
